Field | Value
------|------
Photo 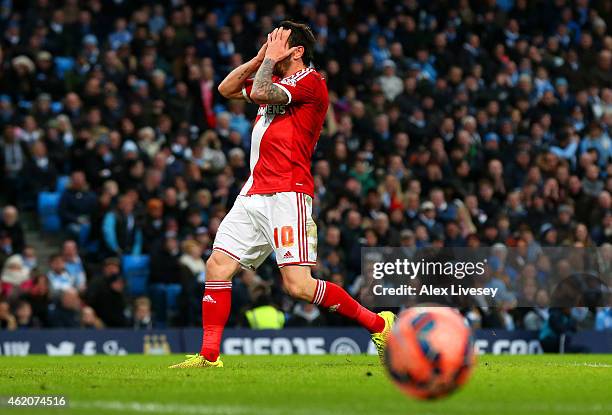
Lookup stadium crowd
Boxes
[0,0,611,335]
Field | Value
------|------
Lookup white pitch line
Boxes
[70,401,252,414]
[68,400,612,415]
[544,362,612,368]
[570,363,612,368]
[449,403,612,413]
[70,401,336,415]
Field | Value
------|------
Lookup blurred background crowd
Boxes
[0,0,611,336]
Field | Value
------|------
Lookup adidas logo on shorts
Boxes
[202,295,216,304]
[283,251,294,259]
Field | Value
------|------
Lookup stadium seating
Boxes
[165,284,182,314]
[56,176,71,193]
[121,255,151,297]
[148,283,183,326]
[54,56,75,79]
[1,0,608,340]
[78,222,90,246]
[37,192,62,232]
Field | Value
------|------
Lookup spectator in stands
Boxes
[61,240,87,294]
[14,300,40,328]
[0,205,25,253]
[378,60,403,101]
[88,271,126,327]
[579,122,611,167]
[23,140,57,207]
[139,169,163,202]
[20,246,38,272]
[87,183,116,255]
[539,308,580,353]
[58,171,97,238]
[142,198,165,255]
[417,201,443,239]
[523,289,551,331]
[80,306,104,329]
[430,188,458,223]
[0,231,13,265]
[1,254,30,297]
[244,286,285,330]
[150,234,181,285]
[319,226,342,260]
[0,299,16,330]
[102,194,143,257]
[595,307,612,331]
[86,264,127,328]
[288,303,325,327]
[178,239,205,326]
[47,253,84,296]
[0,124,28,205]
[47,288,81,328]
[181,208,206,240]
[132,297,154,330]
[22,272,50,326]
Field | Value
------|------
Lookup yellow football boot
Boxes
[371,311,396,361]
[169,354,224,368]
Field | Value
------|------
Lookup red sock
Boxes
[200,280,232,361]
[311,279,385,333]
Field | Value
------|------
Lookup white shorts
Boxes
[213,192,317,269]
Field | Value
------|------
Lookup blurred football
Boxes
[384,306,476,400]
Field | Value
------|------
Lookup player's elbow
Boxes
[217,83,231,98]
[250,86,288,105]
[249,90,266,104]
[217,79,238,98]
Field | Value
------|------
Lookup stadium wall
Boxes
[0,329,610,356]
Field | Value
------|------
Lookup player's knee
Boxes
[206,255,234,281]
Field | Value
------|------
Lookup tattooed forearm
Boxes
[236,67,251,81]
[217,59,260,99]
[251,58,289,104]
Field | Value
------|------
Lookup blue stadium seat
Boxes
[56,175,70,193]
[148,283,167,324]
[148,283,182,325]
[38,192,61,216]
[54,56,75,78]
[165,284,182,312]
[213,103,227,114]
[121,255,150,296]
[41,215,61,232]
[78,222,91,246]
[51,101,63,114]
[38,192,62,232]
[17,100,33,110]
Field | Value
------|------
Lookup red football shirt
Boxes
[239,67,328,197]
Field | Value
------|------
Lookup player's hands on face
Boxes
[264,28,297,63]
[253,42,268,65]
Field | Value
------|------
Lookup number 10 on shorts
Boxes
[274,226,294,248]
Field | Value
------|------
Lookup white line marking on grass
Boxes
[573,363,612,368]
[69,400,612,415]
[419,403,612,414]
[71,401,252,414]
[546,362,612,368]
[70,401,336,415]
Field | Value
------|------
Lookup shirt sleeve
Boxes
[273,72,318,105]
[241,79,254,103]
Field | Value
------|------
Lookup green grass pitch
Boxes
[0,354,611,415]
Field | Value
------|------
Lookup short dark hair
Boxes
[49,253,62,262]
[280,20,316,64]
